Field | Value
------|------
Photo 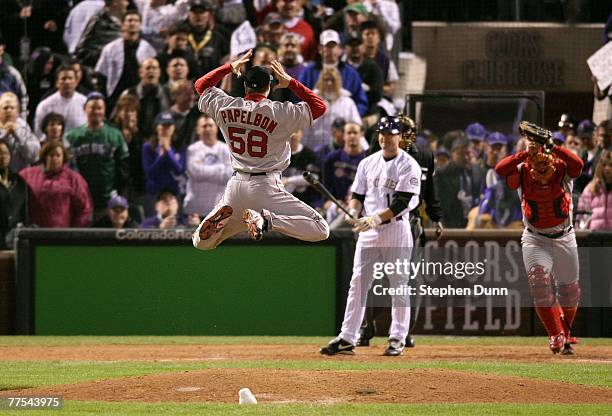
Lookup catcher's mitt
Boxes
[519,121,554,152]
[527,148,556,184]
[397,113,416,150]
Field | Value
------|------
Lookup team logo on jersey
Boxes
[410,177,419,186]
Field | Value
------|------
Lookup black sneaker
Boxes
[356,337,371,347]
[561,343,575,356]
[383,338,405,356]
[405,334,415,348]
[319,337,355,355]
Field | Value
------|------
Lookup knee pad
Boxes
[557,281,580,307]
[528,265,555,307]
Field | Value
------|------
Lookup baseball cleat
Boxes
[383,338,405,356]
[199,206,233,240]
[319,337,355,355]
[561,343,575,356]
[405,334,416,348]
[549,333,566,354]
[243,209,265,241]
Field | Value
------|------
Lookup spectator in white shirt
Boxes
[34,65,87,137]
[134,0,189,52]
[63,0,105,54]
[96,10,157,109]
[183,114,232,219]
[302,66,362,151]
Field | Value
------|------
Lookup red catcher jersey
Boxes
[199,87,313,173]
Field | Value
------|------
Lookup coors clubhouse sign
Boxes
[192,50,330,250]
[495,121,584,355]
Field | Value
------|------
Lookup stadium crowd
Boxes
[0,0,611,249]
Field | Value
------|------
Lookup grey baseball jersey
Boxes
[198,87,313,173]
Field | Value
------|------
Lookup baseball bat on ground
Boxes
[302,171,355,219]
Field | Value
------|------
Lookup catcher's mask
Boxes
[397,113,416,150]
[527,147,556,184]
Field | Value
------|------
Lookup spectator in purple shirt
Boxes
[142,111,186,214]
[322,121,365,219]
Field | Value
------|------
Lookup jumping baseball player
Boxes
[191,50,330,250]
[495,121,584,355]
[320,116,421,356]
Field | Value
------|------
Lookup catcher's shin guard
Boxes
[528,265,564,338]
[557,281,581,344]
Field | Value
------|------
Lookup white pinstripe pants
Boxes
[339,220,414,345]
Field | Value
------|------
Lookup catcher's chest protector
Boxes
[520,162,570,228]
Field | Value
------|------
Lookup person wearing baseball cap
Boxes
[552,131,566,146]
[142,111,185,213]
[345,32,384,116]
[465,122,487,165]
[484,132,507,172]
[94,193,139,229]
[299,29,368,116]
[186,0,229,76]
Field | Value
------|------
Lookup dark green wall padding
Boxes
[35,245,337,335]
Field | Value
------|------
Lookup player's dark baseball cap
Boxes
[242,66,273,90]
[377,116,402,135]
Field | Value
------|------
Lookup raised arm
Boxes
[495,151,528,177]
[552,145,584,178]
[194,49,253,95]
[270,60,327,120]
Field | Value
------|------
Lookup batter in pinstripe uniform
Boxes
[320,116,421,356]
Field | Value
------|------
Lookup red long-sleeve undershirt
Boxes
[194,63,231,95]
[495,151,528,177]
[287,78,327,120]
[194,65,327,121]
[551,145,584,178]
[495,146,584,179]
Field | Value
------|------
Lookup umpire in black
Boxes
[358,114,443,348]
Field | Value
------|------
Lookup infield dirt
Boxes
[2,343,611,404]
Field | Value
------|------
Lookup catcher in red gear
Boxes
[495,121,584,355]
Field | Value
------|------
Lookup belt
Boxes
[233,171,271,177]
[381,216,403,225]
[527,226,572,239]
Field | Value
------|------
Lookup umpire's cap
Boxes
[377,116,402,135]
[242,66,273,90]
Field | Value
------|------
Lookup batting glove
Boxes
[353,214,383,232]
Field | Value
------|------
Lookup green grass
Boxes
[0,335,611,347]
[1,359,610,391]
[0,337,610,415]
[5,402,612,416]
